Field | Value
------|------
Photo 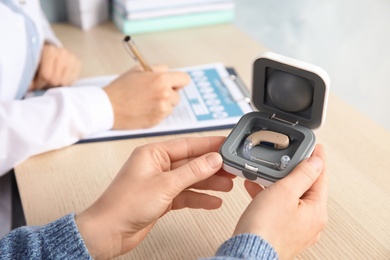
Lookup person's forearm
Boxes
[0,87,113,175]
[202,233,279,260]
[0,213,91,259]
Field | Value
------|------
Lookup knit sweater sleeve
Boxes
[202,233,279,260]
[0,215,278,260]
[0,213,91,259]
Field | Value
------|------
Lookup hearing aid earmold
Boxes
[243,130,291,170]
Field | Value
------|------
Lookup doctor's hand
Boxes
[75,136,234,260]
[103,65,190,130]
[29,43,81,90]
[234,144,327,260]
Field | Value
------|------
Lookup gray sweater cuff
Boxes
[214,233,279,259]
[0,213,91,259]
[36,213,91,259]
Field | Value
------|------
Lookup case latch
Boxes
[245,163,258,172]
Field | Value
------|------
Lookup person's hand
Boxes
[29,43,81,90]
[234,144,327,260]
[76,136,234,259]
[103,65,190,129]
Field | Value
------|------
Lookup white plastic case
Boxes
[220,52,330,187]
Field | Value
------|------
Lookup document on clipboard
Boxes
[76,63,253,143]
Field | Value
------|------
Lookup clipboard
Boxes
[26,63,253,144]
[78,63,252,143]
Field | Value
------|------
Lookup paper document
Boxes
[62,63,252,143]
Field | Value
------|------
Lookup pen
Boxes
[123,35,153,72]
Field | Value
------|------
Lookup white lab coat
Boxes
[0,1,114,175]
[0,0,114,236]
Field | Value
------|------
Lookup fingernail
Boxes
[206,153,222,169]
[307,156,323,171]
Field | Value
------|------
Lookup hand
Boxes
[103,65,191,129]
[234,145,327,260]
[76,136,234,259]
[29,43,81,90]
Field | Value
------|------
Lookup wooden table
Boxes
[15,22,390,259]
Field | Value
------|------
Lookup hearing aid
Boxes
[245,130,289,149]
[243,130,291,170]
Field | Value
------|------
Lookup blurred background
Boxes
[41,0,390,130]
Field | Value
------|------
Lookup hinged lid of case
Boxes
[251,52,330,130]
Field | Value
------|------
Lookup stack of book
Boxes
[66,0,109,31]
[112,0,235,35]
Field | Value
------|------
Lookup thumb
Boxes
[29,75,39,91]
[278,156,323,198]
[169,152,223,191]
[28,81,35,91]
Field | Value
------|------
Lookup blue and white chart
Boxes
[79,63,253,143]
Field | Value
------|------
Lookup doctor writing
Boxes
[0,0,189,236]
[0,2,328,260]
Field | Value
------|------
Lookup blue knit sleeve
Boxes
[201,233,279,260]
[0,213,91,259]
